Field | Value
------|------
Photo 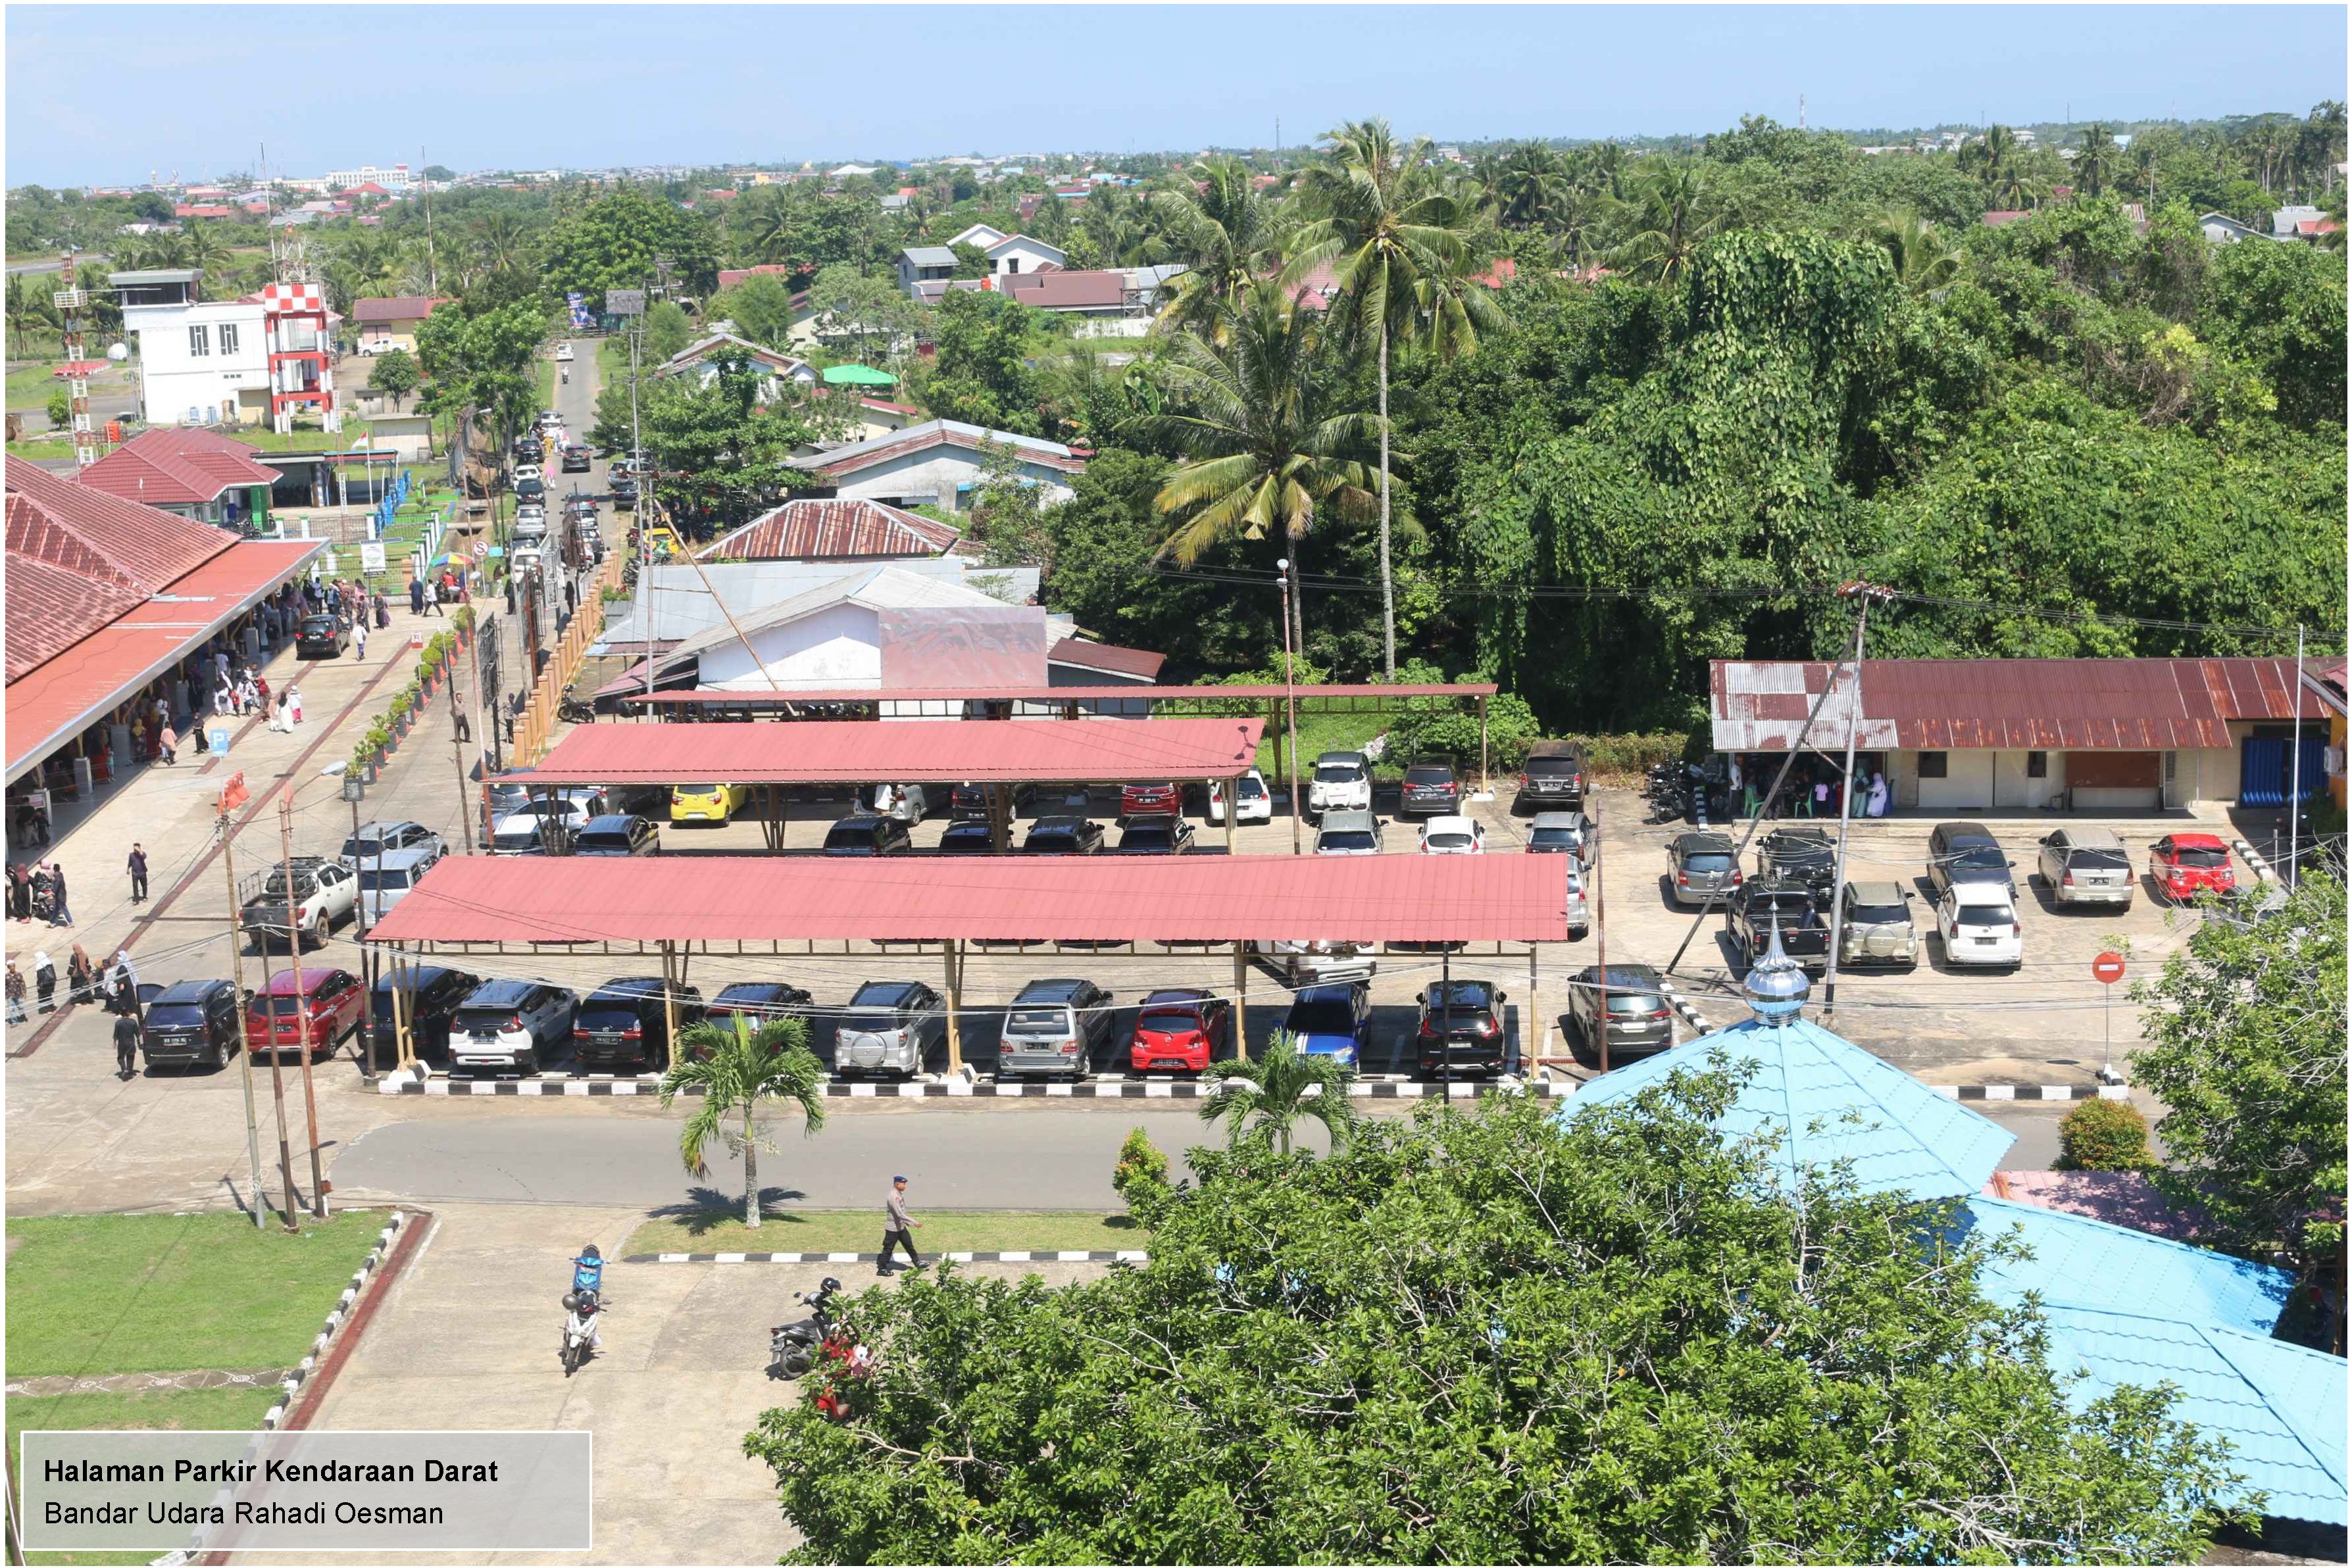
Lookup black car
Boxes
[950,782,1039,818]
[1728,878,1832,973]
[1928,822,2016,897]
[1413,979,1510,1078]
[824,814,913,855]
[295,613,350,658]
[515,476,546,504]
[573,977,705,1073]
[561,443,592,473]
[576,814,661,856]
[371,964,480,1060]
[937,820,999,853]
[699,981,815,1045]
[1115,816,1195,854]
[140,979,242,1069]
[1024,816,1105,854]
[1757,826,1838,907]
[1399,755,1462,818]
[1518,741,1588,809]
[1565,964,1676,1062]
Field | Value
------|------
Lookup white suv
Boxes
[1306,751,1372,820]
[836,980,943,1079]
[1418,815,1486,854]
[1936,883,2022,969]
[451,980,576,1075]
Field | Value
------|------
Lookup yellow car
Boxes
[670,783,749,825]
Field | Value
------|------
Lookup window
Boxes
[1917,752,1949,779]
[188,324,211,357]
[1003,258,1020,274]
[2025,750,2047,779]
[217,322,239,355]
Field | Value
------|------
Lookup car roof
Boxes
[1405,756,1455,772]
[2161,832,2228,850]
[260,967,349,994]
[1847,879,1908,904]
[488,814,541,834]
[354,819,426,837]
[1320,809,1378,830]
[375,964,474,991]
[1314,750,1367,766]
[1427,978,1496,998]
[1530,811,1584,829]
[1947,881,2016,905]
[463,978,541,1004]
[1764,826,1832,844]
[368,844,442,869]
[1030,816,1089,831]
[2054,826,2126,850]
[1575,964,1662,987]
[1139,988,1212,1007]
[1013,978,1089,1002]
[1291,982,1365,1004]
[939,819,992,834]
[849,979,923,1004]
[155,979,230,1004]
[715,981,801,1001]
[581,814,646,831]
[1422,815,1476,832]
[1674,832,1734,851]
[1934,821,2002,842]
[827,814,887,831]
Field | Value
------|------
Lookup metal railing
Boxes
[510,552,623,766]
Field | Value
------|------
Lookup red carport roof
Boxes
[618,681,1497,706]
[368,854,1570,946]
[523,716,1265,785]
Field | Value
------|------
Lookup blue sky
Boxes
[7,5,2345,186]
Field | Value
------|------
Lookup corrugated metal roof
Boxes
[618,681,1499,706]
[1710,659,2326,752]
[78,428,280,508]
[526,716,1262,785]
[368,854,1572,946]
[1047,639,1166,680]
[1964,1196,2291,1336]
[594,558,1038,650]
[695,499,960,562]
[791,420,1084,477]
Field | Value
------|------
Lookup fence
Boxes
[509,552,625,767]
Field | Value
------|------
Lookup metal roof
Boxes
[1710,658,2326,752]
[617,681,1498,706]
[523,716,1263,786]
[367,854,1573,946]
[1963,1195,2291,1336]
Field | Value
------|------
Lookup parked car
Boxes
[1414,979,1510,1078]
[450,979,576,1076]
[561,444,591,473]
[1517,741,1588,810]
[870,783,929,824]
[1399,755,1462,818]
[515,476,546,504]
[355,843,443,924]
[936,820,999,854]
[1836,881,1920,971]
[1757,826,1838,907]
[1116,816,1195,854]
[1314,809,1384,856]
[140,979,242,1070]
[1207,770,1272,825]
[1936,883,2024,968]
[1526,810,1596,864]
[1305,751,1372,820]
[1666,832,1742,908]
[488,814,550,856]
[574,977,704,1073]
[295,613,350,658]
[574,814,661,856]
[671,783,749,825]
[1128,989,1231,1074]
[511,464,543,485]
[698,981,815,1042]
[1418,815,1485,854]
[511,794,601,831]
[371,964,480,1061]
[1251,939,1378,985]
[340,820,443,864]
[1564,868,1593,941]
[997,978,1116,1081]
[243,967,364,1062]
[950,782,1038,817]
[1730,879,1832,974]
[1565,964,1676,1061]
[2036,827,2134,908]
[1928,822,2016,898]
[1118,781,1184,819]
[836,980,944,1079]
[239,857,357,948]
[825,814,913,855]
[2148,833,2237,904]
[1024,816,1105,854]
[1282,981,1374,1073]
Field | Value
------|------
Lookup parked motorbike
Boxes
[557,696,597,725]
[560,1287,602,1377]
[768,1277,844,1380]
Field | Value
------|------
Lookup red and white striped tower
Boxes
[54,253,102,467]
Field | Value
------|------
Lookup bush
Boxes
[1559,731,1701,777]
[1111,1126,1172,1219]
[45,389,70,429]
[2057,1098,2152,1171]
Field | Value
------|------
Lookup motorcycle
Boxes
[560,1286,602,1377]
[557,696,597,725]
[768,1277,845,1380]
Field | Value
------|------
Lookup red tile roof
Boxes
[369,852,1574,946]
[695,498,960,561]
[351,296,449,324]
[1981,210,2032,227]
[717,263,799,291]
[1048,638,1167,680]
[78,427,280,508]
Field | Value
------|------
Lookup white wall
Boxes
[700,601,880,690]
[126,301,268,424]
[830,449,1073,511]
[1990,750,2066,810]
[991,239,1063,275]
[1914,749,1995,810]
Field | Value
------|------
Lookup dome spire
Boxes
[1744,918,1811,1026]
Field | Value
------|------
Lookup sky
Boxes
[7,5,2346,187]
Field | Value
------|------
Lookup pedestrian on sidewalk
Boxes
[410,576,426,616]
[267,693,293,735]
[159,723,178,766]
[126,844,149,904]
[374,591,389,630]
[353,620,368,661]
[68,944,95,1006]
[8,862,32,922]
[113,1008,141,1079]
[44,864,70,927]
[33,951,55,1014]
[453,702,470,745]
[30,800,49,846]
[288,687,305,726]
[5,960,26,1024]
[878,1175,924,1276]
[109,950,137,1015]
[424,579,442,617]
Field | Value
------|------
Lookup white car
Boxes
[1208,769,1273,825]
[1305,751,1372,820]
[1418,815,1485,854]
[1564,869,1591,941]
[1937,883,2022,968]
[1251,940,1379,984]
[511,465,543,485]
[871,783,929,824]
[451,979,575,1077]
[555,343,575,362]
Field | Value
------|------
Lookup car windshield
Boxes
[1135,1009,1200,1033]
[849,983,914,1008]
[357,868,412,891]
[2067,848,2131,870]
[1426,983,1488,1010]
[1005,1008,1068,1034]
[1850,902,1908,925]
[1314,765,1361,783]
[259,870,315,898]
[1682,852,1733,873]
[1405,767,1451,786]
[1320,831,1374,852]
[828,821,879,843]
[1605,991,1665,1015]
[2170,845,2230,868]
[145,1003,208,1028]
[577,1001,642,1025]
[1238,777,1266,798]
[1949,843,2006,870]
[1426,832,1474,850]
[1122,827,1171,847]
[492,828,538,848]
[1285,1002,1357,1035]
[455,1008,516,1033]
[677,785,720,798]
[1524,757,1578,775]
[1529,825,1578,846]
[1955,904,2014,927]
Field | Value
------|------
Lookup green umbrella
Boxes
[821,363,897,388]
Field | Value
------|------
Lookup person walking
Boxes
[374,591,389,630]
[126,843,149,904]
[32,950,56,1014]
[424,579,442,617]
[353,618,368,661]
[29,800,49,846]
[410,576,426,616]
[9,862,32,923]
[68,944,95,1006]
[45,863,70,927]
[109,950,137,1016]
[113,1008,141,1080]
[159,722,178,766]
[879,1175,923,1276]
[5,960,26,1024]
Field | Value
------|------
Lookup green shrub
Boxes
[45,389,70,429]
[1111,1127,1172,1220]
[2056,1098,2153,1171]
[1559,732,1701,777]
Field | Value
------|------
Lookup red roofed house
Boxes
[717,262,799,292]
[174,203,234,220]
[695,497,961,562]
[78,427,280,528]
[351,295,451,355]
[788,420,1085,512]
[1981,210,2033,228]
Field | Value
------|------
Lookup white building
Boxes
[666,565,1050,693]
[109,270,271,427]
[324,163,411,191]
[982,233,1065,278]
[789,420,1085,512]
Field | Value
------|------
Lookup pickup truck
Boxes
[240,857,358,950]
[1728,878,1830,975]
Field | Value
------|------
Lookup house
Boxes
[2270,204,2323,238]
[947,222,1008,251]
[853,397,920,440]
[651,331,816,403]
[595,555,1040,660]
[109,269,272,428]
[1053,182,1091,203]
[76,427,279,528]
[350,296,450,355]
[980,233,1065,278]
[2305,658,2347,812]
[356,409,434,463]
[995,264,1186,332]
[2198,211,2266,245]
[789,419,1086,512]
[879,193,912,213]
[694,497,961,562]
[1047,637,1166,685]
[1016,193,1046,223]
[717,262,798,292]
[897,245,959,297]
[1708,658,2330,813]
[173,204,233,220]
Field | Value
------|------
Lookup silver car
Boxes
[1836,880,1920,970]
[2038,827,2134,908]
[836,980,943,1079]
[997,978,1116,1082]
[1314,809,1384,856]
[355,843,443,924]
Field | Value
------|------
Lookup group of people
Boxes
[11,796,51,847]
[5,945,135,1025]
[7,860,72,927]
[408,570,466,616]
[1726,756,1893,821]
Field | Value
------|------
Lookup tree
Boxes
[369,347,420,411]
[1869,208,1961,297]
[745,1077,2244,1563]
[804,264,920,363]
[5,273,58,355]
[915,287,1047,434]
[1151,158,1282,338]
[659,1014,827,1227]
[2130,871,2346,1345]
[2075,126,2120,199]
[2055,1097,2153,1171]
[422,164,456,183]
[1197,1027,1359,1154]
[1613,162,1718,286]
[643,299,693,362]
[636,348,820,526]
[543,185,718,308]
[712,272,803,351]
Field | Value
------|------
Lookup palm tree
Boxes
[180,221,231,299]
[1611,163,1716,287]
[1869,209,1961,297]
[2074,126,2118,198]
[6,274,59,356]
[472,210,529,272]
[1289,117,1489,677]
[1129,280,1376,656]
[1151,159,1280,339]
[659,1014,827,1228]
[1198,1030,1359,1156]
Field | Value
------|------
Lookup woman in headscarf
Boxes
[5,959,25,1023]
[8,862,32,923]
[1866,770,1889,818]
[68,944,95,1006]
[288,687,304,726]
[32,950,56,1014]
[159,722,179,766]
[109,950,137,1016]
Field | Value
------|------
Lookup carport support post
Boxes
[1233,944,1249,1062]
[661,942,680,1067]
[1478,695,1489,796]
[218,813,268,1231]
[279,796,328,1219]
[1820,584,1883,1017]
[943,940,964,1075]
[1223,775,1238,856]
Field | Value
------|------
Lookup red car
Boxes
[1128,989,1232,1074]
[1118,782,1183,819]
[2148,833,2237,903]
[243,967,364,1062]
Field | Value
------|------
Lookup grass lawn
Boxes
[6,1387,284,1567]
[625,1209,1145,1256]
[1256,708,1393,783]
[7,1212,387,1379]
[7,356,64,408]
[534,353,557,410]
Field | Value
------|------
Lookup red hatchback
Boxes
[2148,833,2237,904]
[243,968,364,1062]
[1129,989,1232,1075]
[1118,782,1184,819]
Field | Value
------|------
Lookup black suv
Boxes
[1024,817,1105,854]
[371,964,481,1060]
[1413,979,1510,1078]
[1928,822,2016,897]
[700,981,815,1044]
[576,814,661,856]
[1115,816,1195,854]
[938,820,998,853]
[574,977,705,1072]
[1757,826,1838,908]
[1399,755,1462,818]
[1728,878,1832,973]
[952,783,1039,817]
[295,614,350,658]
[824,814,913,855]
[140,979,243,1069]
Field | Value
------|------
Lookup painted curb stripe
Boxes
[385,1076,2124,1102]
[622,1248,1149,1265]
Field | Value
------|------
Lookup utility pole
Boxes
[1278,560,1302,855]
[246,829,301,1232]
[452,645,478,855]
[420,145,438,294]
[277,796,328,1218]
[2288,624,2306,886]
[1819,581,1891,1017]
[217,812,268,1230]
[1592,802,1610,1073]
[346,777,377,1083]
[632,302,655,710]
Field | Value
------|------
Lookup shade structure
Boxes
[521,716,1264,787]
[619,681,1496,707]
[1564,1016,2015,1200]
[820,363,898,387]
[1963,1195,2291,1336]
[367,854,1573,947]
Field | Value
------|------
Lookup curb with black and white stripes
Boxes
[261,1210,409,1429]
[2232,837,2280,883]
[626,1247,1151,1265]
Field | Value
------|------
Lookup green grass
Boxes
[534,352,557,410]
[624,1209,1144,1256]
[1257,708,1393,783]
[7,1212,388,1379]
[6,1387,286,1565]
[7,356,65,407]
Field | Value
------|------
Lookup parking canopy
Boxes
[367,854,1573,947]
[520,716,1265,787]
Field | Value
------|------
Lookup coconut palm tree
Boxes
[1151,159,1281,339]
[658,1014,827,1228]
[180,220,232,299]
[1198,1029,1359,1155]
[6,274,59,356]
[1869,209,1961,297]
[1611,163,1716,287]
[1963,124,2018,191]
[1289,117,1489,677]
[2075,126,2118,198]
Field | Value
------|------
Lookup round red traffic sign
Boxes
[2091,952,2126,985]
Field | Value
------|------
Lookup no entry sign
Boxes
[2092,951,2126,985]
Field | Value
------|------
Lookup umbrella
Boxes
[820,363,897,388]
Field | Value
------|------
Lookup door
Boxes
[2067,752,2160,810]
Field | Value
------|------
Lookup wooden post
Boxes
[1223,774,1237,856]
[1528,944,1541,1075]
[1233,943,1249,1062]
[660,942,679,1071]
[943,939,964,1075]
[1478,694,1491,797]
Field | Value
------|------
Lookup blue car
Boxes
[1281,982,1372,1073]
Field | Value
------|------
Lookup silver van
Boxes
[997,978,1117,1082]
[356,844,443,924]
[1314,809,1384,856]
[2037,827,2134,908]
